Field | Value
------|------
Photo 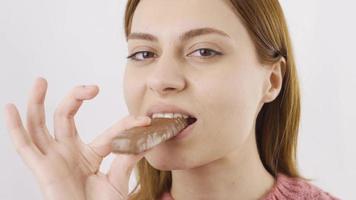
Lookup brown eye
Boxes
[188,48,223,58]
[127,51,156,61]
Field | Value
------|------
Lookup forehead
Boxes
[130,0,245,42]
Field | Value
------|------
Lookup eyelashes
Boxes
[126,51,157,61]
[126,48,223,62]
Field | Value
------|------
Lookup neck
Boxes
[170,133,275,200]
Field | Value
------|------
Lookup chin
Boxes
[147,161,183,171]
[143,147,194,171]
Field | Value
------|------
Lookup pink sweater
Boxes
[160,173,340,200]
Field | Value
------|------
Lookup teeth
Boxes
[152,113,190,119]
[173,113,183,118]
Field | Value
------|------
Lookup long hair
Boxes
[123,1,302,199]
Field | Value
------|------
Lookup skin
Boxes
[4,78,153,200]
[124,0,285,199]
[4,0,284,199]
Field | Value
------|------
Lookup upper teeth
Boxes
[152,113,189,119]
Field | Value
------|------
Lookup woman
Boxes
[4,0,340,199]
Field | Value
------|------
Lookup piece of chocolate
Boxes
[111,117,189,154]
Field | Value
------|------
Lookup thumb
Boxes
[88,115,151,158]
[106,153,145,196]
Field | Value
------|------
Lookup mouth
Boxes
[145,103,197,122]
[147,112,198,127]
[150,116,198,140]
[170,116,197,140]
[186,116,198,126]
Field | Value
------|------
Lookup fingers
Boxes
[88,115,151,158]
[26,77,52,154]
[96,115,151,195]
[4,104,43,166]
[53,84,99,142]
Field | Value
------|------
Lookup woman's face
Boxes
[124,0,270,170]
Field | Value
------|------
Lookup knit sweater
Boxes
[159,173,340,200]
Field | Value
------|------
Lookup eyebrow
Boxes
[127,27,231,42]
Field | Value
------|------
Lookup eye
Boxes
[126,48,223,62]
[126,51,156,61]
[187,48,223,58]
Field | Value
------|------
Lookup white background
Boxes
[0,0,355,199]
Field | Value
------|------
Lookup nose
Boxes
[146,55,186,96]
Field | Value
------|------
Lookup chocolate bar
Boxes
[112,117,189,154]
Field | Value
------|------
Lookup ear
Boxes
[262,57,286,103]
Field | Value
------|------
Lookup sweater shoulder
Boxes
[262,173,340,200]
[159,173,341,200]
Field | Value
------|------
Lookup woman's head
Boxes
[123,0,301,199]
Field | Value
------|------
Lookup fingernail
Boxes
[82,85,97,89]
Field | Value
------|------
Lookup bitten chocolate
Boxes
[112,117,189,154]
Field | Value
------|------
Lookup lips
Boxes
[171,118,197,140]
[146,102,197,119]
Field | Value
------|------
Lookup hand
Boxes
[3,77,151,200]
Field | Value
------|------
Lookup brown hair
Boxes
[123,0,302,199]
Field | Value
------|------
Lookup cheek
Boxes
[144,71,263,170]
[202,69,260,128]
[202,76,257,142]
[123,67,145,114]
[193,70,262,158]
[123,70,133,110]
